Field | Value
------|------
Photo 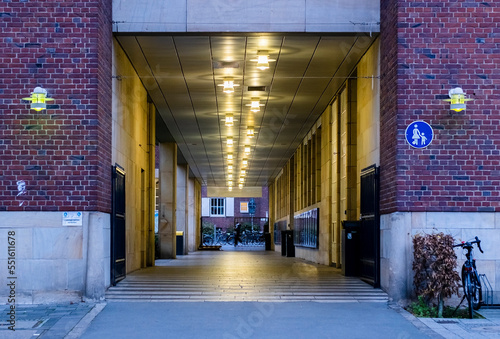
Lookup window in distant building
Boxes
[240,202,249,213]
[210,198,225,216]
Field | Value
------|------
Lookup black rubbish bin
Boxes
[285,230,295,257]
[281,230,295,257]
[264,232,271,251]
[341,221,360,276]
[176,231,184,256]
[281,230,287,256]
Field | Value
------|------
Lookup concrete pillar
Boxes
[176,164,188,254]
[158,143,177,259]
[187,177,196,252]
[147,103,156,267]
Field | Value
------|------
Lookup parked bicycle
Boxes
[203,229,232,246]
[453,236,483,318]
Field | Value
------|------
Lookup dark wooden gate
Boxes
[359,165,380,287]
[111,165,126,285]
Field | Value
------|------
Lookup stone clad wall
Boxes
[112,0,380,33]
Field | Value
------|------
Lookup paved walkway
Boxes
[1,249,499,338]
[106,248,388,302]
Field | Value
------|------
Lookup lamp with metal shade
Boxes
[22,87,53,111]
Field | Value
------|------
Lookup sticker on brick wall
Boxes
[405,121,433,148]
[16,180,27,207]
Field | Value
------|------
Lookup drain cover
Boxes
[435,320,458,324]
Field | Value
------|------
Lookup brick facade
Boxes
[0,0,112,212]
[202,186,269,231]
[380,0,500,213]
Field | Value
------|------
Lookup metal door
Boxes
[111,165,126,285]
[359,165,380,287]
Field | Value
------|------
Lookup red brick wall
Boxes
[0,0,112,212]
[380,0,500,213]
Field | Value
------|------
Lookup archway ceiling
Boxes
[116,34,376,187]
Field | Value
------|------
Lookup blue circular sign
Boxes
[405,121,433,148]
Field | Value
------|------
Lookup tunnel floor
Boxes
[106,248,388,302]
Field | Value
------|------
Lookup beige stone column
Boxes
[158,143,177,259]
[176,164,188,255]
[187,177,196,252]
[146,103,156,266]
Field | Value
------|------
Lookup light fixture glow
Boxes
[227,153,233,161]
[228,180,233,186]
[240,169,246,176]
[250,100,260,112]
[225,113,234,127]
[226,136,233,147]
[251,51,275,71]
[247,126,254,138]
[242,158,248,167]
[218,78,239,94]
[228,174,233,180]
[228,164,233,172]
[228,186,233,191]
[238,183,243,189]
[244,145,251,155]
[246,98,264,112]
[23,87,54,111]
[239,177,245,183]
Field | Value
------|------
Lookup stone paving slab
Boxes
[79,302,434,339]
[0,302,95,338]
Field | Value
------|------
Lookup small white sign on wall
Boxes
[62,212,83,226]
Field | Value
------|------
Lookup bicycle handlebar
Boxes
[475,236,484,253]
[453,236,483,253]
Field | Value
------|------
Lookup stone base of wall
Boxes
[0,212,110,304]
[381,212,500,304]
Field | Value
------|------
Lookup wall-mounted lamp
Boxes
[444,87,472,112]
[23,87,53,111]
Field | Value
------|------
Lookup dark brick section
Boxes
[380,0,500,213]
[0,1,113,212]
[380,0,400,214]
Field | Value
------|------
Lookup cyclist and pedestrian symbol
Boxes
[405,121,433,148]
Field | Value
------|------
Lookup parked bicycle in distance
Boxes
[453,236,483,319]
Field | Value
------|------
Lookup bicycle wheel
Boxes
[472,273,482,310]
[202,235,213,246]
[464,274,474,319]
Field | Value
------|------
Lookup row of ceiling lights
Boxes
[221,50,275,191]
